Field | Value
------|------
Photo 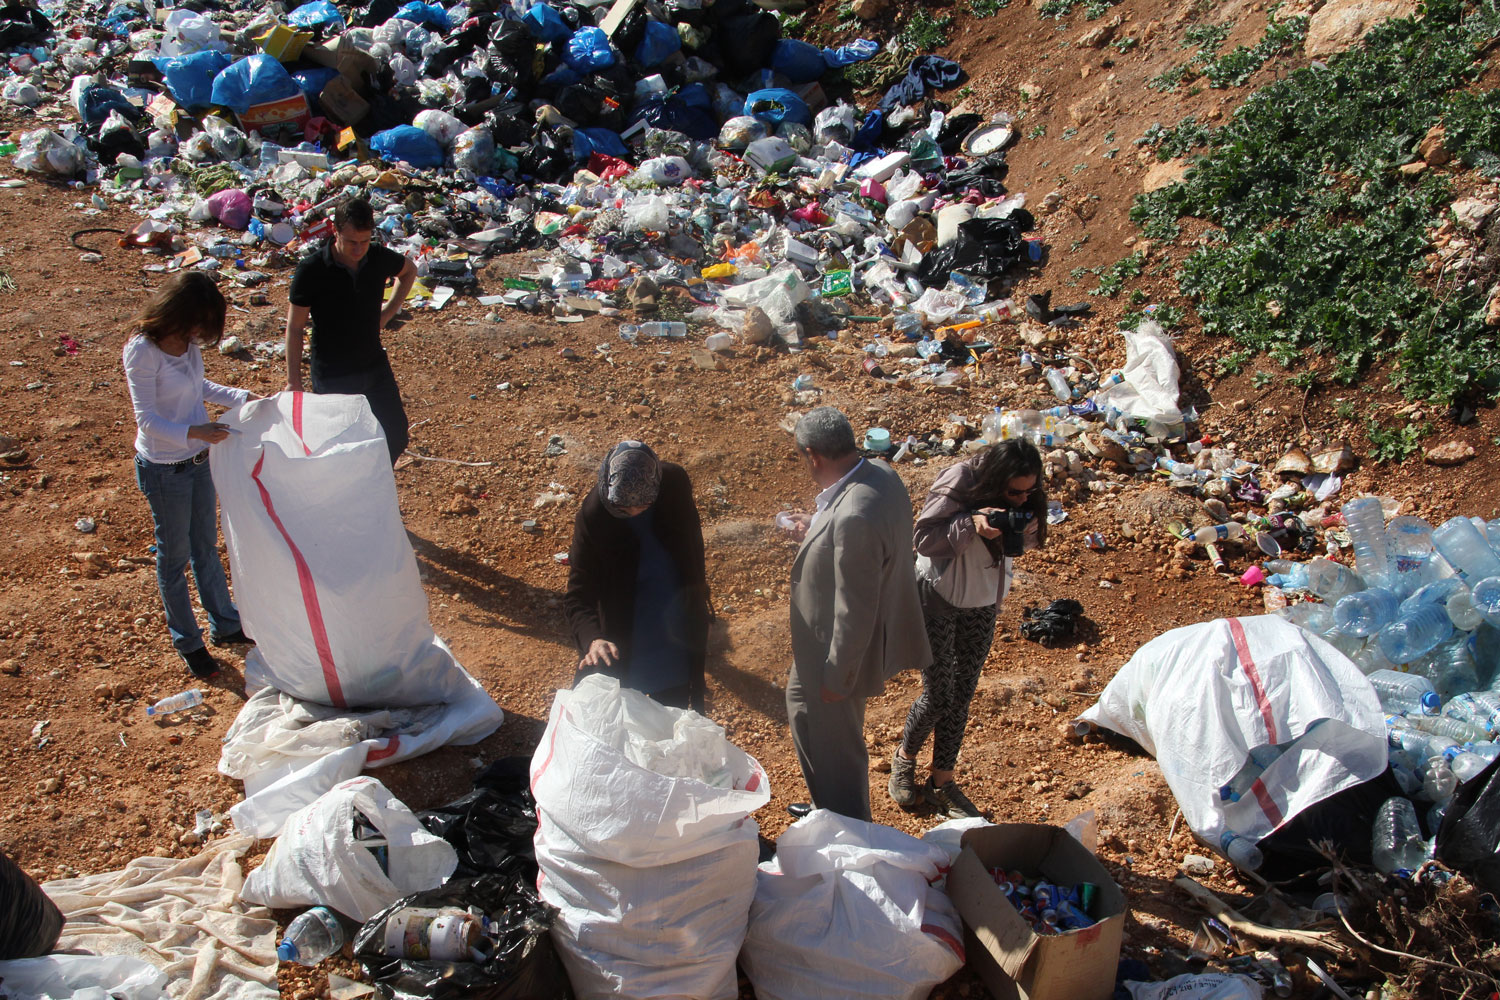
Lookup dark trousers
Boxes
[311,359,409,463]
[786,659,871,821]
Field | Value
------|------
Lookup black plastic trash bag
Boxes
[354,859,574,1000]
[0,4,52,49]
[417,757,538,880]
[1257,768,1403,882]
[917,211,1035,286]
[1437,754,1500,894]
[1019,598,1083,646]
[0,848,64,960]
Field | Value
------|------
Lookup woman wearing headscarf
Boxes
[564,441,711,712]
[888,439,1048,818]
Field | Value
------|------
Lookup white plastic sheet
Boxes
[210,393,503,837]
[0,955,167,1000]
[739,811,965,1000]
[1077,615,1388,847]
[239,776,458,922]
[1093,319,1183,428]
[41,835,276,1000]
[531,675,770,1000]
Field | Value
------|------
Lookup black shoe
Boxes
[183,647,220,679]
[787,802,813,819]
[210,630,254,648]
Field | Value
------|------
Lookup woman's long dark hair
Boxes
[135,271,226,348]
[954,438,1049,547]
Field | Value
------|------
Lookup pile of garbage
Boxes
[1262,497,1500,873]
[0,0,1046,345]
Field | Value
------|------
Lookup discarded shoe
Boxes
[787,802,813,818]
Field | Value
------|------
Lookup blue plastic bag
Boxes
[770,39,825,83]
[394,1,451,31]
[370,125,444,168]
[572,127,630,161]
[153,50,232,111]
[521,3,569,42]
[822,37,878,68]
[80,85,141,128]
[286,0,345,30]
[210,54,302,115]
[292,66,339,107]
[743,87,810,127]
[565,26,615,72]
[634,19,680,67]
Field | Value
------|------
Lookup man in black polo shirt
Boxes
[285,197,418,463]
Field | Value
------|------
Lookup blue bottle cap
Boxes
[1420,691,1442,714]
[276,941,297,963]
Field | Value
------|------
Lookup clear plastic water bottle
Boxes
[1342,497,1392,588]
[1218,759,1264,803]
[1420,755,1457,802]
[1432,516,1500,582]
[1444,690,1500,732]
[638,321,687,338]
[1472,576,1500,627]
[1426,638,1479,699]
[1446,588,1485,630]
[1189,522,1245,543]
[277,906,345,965]
[1044,368,1073,401]
[1307,557,1364,602]
[1334,587,1401,637]
[1354,640,1398,675]
[1219,831,1263,871]
[146,689,204,717]
[1385,515,1436,596]
[1366,669,1441,715]
[1401,577,1465,612]
[1407,712,1489,743]
[1277,602,1334,635]
[1448,748,1490,783]
[1371,797,1429,875]
[1376,604,1453,664]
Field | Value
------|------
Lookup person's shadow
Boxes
[407,529,566,643]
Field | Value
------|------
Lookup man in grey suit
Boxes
[782,408,932,821]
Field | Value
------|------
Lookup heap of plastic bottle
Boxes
[1266,497,1500,874]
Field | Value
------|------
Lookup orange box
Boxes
[236,93,311,135]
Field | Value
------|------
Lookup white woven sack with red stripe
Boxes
[1077,615,1387,848]
[530,675,769,1000]
[738,809,965,1000]
[211,393,503,836]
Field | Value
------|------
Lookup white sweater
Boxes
[123,335,250,464]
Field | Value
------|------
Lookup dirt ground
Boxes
[0,0,1497,996]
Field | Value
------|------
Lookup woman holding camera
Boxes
[889,439,1047,817]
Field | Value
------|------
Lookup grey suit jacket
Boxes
[789,459,933,700]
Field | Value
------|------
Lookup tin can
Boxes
[1076,882,1099,915]
[383,907,481,961]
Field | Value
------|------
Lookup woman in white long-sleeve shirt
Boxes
[123,272,257,678]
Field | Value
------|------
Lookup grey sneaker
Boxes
[888,749,920,809]
[925,777,983,819]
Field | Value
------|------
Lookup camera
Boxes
[984,508,1033,557]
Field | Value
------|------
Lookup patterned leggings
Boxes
[901,603,998,772]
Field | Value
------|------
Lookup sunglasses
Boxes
[1003,485,1040,501]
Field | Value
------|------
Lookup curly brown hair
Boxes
[135,271,226,348]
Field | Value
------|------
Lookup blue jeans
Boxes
[134,455,240,654]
